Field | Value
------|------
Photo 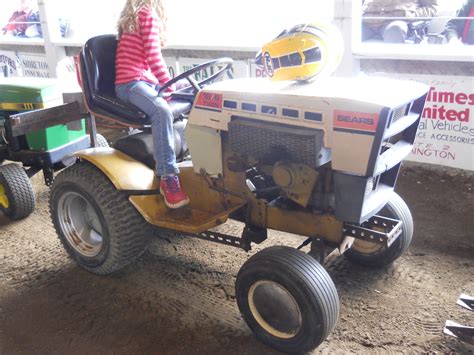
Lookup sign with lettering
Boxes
[178,58,248,80]
[17,53,49,78]
[0,51,49,78]
[407,75,473,171]
[195,92,223,111]
[0,51,20,77]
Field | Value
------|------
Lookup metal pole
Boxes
[333,0,361,77]
[37,0,67,78]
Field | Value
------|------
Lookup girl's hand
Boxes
[175,79,190,91]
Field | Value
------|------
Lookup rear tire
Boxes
[344,192,413,267]
[0,164,35,220]
[236,246,339,353]
[50,161,152,275]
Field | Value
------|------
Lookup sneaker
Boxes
[159,175,190,209]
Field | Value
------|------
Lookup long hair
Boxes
[117,0,168,46]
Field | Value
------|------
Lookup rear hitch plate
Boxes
[343,215,402,248]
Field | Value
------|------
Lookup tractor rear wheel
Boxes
[345,192,413,267]
[236,246,339,353]
[0,163,35,220]
[50,161,152,275]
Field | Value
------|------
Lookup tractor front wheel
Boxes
[0,164,35,220]
[50,161,152,275]
[236,246,340,353]
[344,192,413,267]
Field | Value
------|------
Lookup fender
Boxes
[75,147,159,191]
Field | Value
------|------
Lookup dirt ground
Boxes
[0,161,473,354]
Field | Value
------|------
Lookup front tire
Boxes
[236,246,339,353]
[344,192,413,267]
[0,164,35,220]
[50,161,152,275]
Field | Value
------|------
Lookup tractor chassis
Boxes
[174,213,403,256]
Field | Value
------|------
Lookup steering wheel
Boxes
[158,57,233,99]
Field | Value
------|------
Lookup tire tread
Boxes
[0,164,35,220]
[50,161,152,275]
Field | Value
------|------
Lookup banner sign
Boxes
[249,59,268,78]
[404,75,473,171]
[0,51,20,77]
[17,53,50,78]
[0,51,49,78]
[368,73,473,171]
[178,58,248,79]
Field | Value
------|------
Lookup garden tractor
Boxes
[0,77,108,220]
[49,35,429,353]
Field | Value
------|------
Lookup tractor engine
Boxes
[186,76,429,224]
[227,117,334,212]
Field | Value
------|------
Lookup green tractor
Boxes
[0,77,101,220]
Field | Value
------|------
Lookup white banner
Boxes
[0,51,49,78]
[401,74,474,171]
[0,51,20,77]
[178,58,248,79]
[16,53,50,78]
[369,73,473,171]
[249,59,268,78]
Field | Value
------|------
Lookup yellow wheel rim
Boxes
[0,183,9,209]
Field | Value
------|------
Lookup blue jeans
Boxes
[115,81,179,176]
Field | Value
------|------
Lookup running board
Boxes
[343,215,402,248]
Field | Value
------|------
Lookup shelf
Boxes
[0,37,45,46]
[354,43,474,62]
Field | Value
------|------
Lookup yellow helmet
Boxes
[255,22,344,81]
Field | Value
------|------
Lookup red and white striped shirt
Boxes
[115,7,173,91]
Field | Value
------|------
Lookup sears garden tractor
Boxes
[0,78,108,221]
[49,30,429,353]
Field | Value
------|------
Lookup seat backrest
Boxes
[79,34,191,127]
[81,34,117,98]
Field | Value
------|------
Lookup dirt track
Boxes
[1,163,473,354]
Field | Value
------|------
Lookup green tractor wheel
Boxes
[0,164,36,220]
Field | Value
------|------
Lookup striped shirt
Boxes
[115,7,173,92]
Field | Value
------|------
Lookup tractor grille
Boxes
[390,104,408,126]
[228,118,325,167]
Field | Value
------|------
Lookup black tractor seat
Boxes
[114,132,156,170]
[114,119,188,170]
[80,34,192,127]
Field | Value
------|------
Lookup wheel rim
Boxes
[248,280,302,339]
[351,239,383,254]
[57,191,104,257]
[351,207,393,255]
[0,183,9,209]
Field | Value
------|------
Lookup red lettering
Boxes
[455,92,468,105]
[469,93,474,106]
[446,110,458,121]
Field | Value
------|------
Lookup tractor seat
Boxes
[80,35,192,126]
[114,132,156,170]
[114,119,187,170]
